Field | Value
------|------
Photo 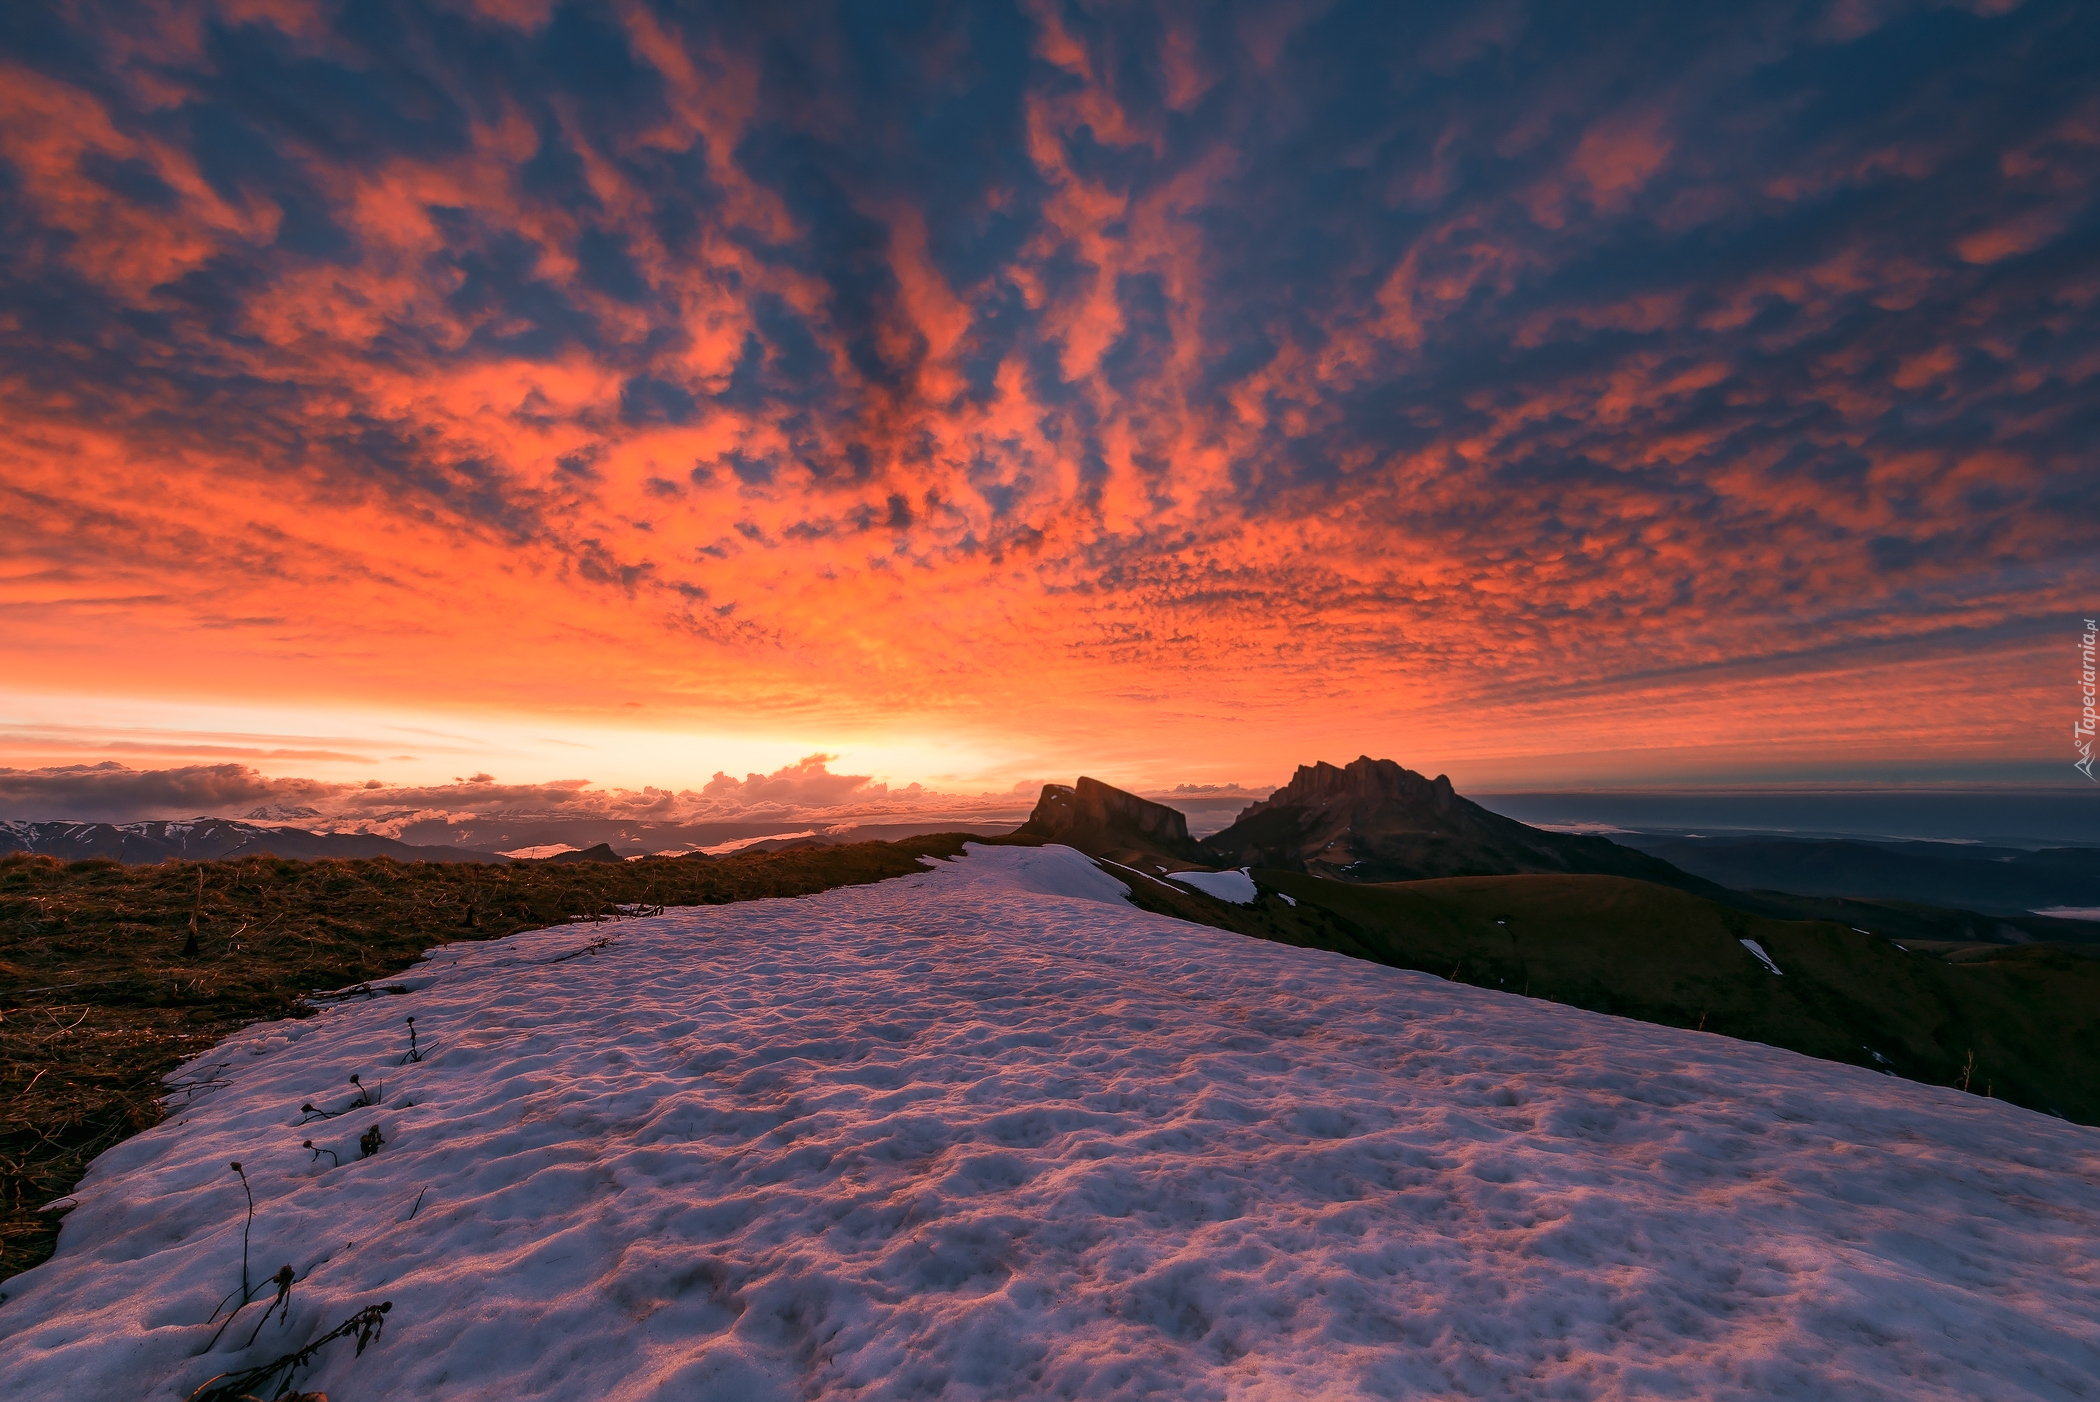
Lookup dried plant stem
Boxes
[230,1162,254,1307]
[188,1300,392,1402]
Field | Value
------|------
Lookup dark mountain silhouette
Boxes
[1004,763,1705,893]
[1011,778,1209,867]
[0,818,502,865]
[543,843,625,864]
[1200,757,1712,888]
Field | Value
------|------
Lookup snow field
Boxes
[3,844,2099,1399]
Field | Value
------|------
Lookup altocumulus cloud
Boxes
[0,0,2094,777]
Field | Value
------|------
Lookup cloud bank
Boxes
[0,762,338,819]
[0,757,1036,829]
[0,1,2093,781]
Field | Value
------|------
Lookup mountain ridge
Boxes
[1001,758,1727,899]
[1200,756,1715,890]
[0,818,503,865]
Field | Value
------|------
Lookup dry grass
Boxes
[0,836,969,1287]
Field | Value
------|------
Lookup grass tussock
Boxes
[0,836,968,1286]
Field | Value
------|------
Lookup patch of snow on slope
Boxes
[1166,868,1258,904]
[4,844,2098,1400]
[1739,937,1784,976]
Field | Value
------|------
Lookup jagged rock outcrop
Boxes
[1010,778,1209,866]
[1202,756,1712,889]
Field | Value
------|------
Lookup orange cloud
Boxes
[0,0,2091,796]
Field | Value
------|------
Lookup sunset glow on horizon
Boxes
[4,0,2095,812]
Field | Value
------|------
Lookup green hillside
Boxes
[1107,866,2100,1126]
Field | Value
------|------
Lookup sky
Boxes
[2,0,2096,823]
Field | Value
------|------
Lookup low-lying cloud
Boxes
[0,757,1039,832]
[0,762,338,822]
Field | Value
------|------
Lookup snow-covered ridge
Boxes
[3,845,2097,1399]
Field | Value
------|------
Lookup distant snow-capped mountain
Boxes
[0,814,1028,864]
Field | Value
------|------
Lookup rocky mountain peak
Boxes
[1203,755,1704,889]
[1011,777,1206,865]
[1020,777,1193,845]
[1231,756,1456,825]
